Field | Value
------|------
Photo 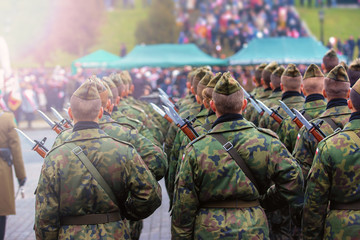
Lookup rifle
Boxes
[163,106,199,141]
[150,103,173,123]
[279,100,303,128]
[293,109,327,142]
[257,100,284,124]
[240,86,264,115]
[158,88,177,106]
[51,107,73,129]
[14,128,48,158]
[37,110,64,134]
[158,89,179,112]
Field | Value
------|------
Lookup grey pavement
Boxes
[5,123,171,240]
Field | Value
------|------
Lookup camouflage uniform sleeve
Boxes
[302,141,330,239]
[171,145,199,240]
[35,154,61,239]
[277,117,299,153]
[164,122,178,156]
[292,126,317,179]
[128,128,167,181]
[124,148,162,220]
[261,136,304,211]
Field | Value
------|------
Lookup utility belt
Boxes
[201,199,260,209]
[0,148,12,166]
[60,212,121,225]
[330,200,360,210]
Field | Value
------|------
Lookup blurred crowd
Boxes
[174,0,307,57]
[326,36,360,62]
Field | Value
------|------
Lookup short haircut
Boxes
[350,89,360,111]
[323,56,339,73]
[202,87,213,106]
[212,90,244,116]
[324,77,350,99]
[254,68,263,84]
[303,77,324,95]
[262,70,272,86]
[99,91,109,108]
[281,76,302,91]
[70,95,101,121]
[193,71,207,93]
[348,70,360,87]
[111,87,119,102]
[270,75,281,89]
[196,83,207,101]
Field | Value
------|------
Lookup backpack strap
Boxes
[65,143,119,208]
[211,133,260,193]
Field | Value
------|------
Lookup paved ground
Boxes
[5,122,171,240]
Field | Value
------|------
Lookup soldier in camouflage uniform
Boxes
[322,49,339,75]
[293,65,351,180]
[277,64,327,153]
[171,73,303,239]
[348,58,360,87]
[258,64,305,132]
[166,71,216,207]
[244,63,267,121]
[302,78,360,239]
[35,79,161,239]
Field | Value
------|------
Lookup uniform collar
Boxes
[281,91,303,101]
[305,94,325,103]
[73,121,100,132]
[326,98,348,110]
[349,112,360,122]
[273,87,281,93]
[212,113,243,129]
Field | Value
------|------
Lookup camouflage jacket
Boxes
[249,90,282,125]
[166,109,216,206]
[250,86,263,98]
[258,94,305,132]
[302,117,360,239]
[244,88,272,122]
[117,101,164,144]
[293,102,351,179]
[35,123,161,239]
[171,115,303,239]
[111,109,161,147]
[53,114,167,181]
[277,97,327,152]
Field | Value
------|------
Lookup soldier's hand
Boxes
[18,177,27,187]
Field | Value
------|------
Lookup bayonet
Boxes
[257,100,283,124]
[158,88,177,105]
[163,106,177,124]
[249,98,264,115]
[51,107,73,129]
[279,100,303,128]
[14,128,48,158]
[37,110,64,134]
[158,90,178,112]
[166,105,199,140]
[150,103,173,123]
[293,109,326,142]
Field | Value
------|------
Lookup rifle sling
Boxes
[346,131,360,147]
[211,133,260,193]
[322,117,340,131]
[65,143,119,208]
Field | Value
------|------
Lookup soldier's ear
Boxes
[280,83,284,91]
[98,107,104,120]
[116,96,120,105]
[242,99,247,112]
[210,100,216,113]
[68,107,73,120]
[270,82,274,90]
[347,89,350,99]
[348,99,354,111]
[106,99,111,110]
[323,89,327,98]
[191,86,195,95]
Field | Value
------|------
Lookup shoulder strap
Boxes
[202,122,212,131]
[302,112,312,121]
[211,133,260,193]
[322,117,340,131]
[346,131,360,147]
[65,142,119,208]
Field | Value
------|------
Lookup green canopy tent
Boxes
[229,37,347,65]
[71,50,121,74]
[109,44,227,69]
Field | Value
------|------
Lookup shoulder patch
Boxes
[256,127,279,139]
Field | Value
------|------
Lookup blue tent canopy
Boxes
[109,44,227,69]
[228,37,347,65]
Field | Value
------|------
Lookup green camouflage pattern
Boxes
[302,119,360,239]
[249,86,263,98]
[116,101,164,144]
[292,105,351,179]
[35,127,161,239]
[166,109,215,206]
[326,65,349,82]
[249,90,282,125]
[111,110,161,147]
[277,98,327,152]
[258,95,305,132]
[244,89,272,124]
[171,118,304,239]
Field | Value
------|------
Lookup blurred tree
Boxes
[135,0,179,44]
[31,0,104,64]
